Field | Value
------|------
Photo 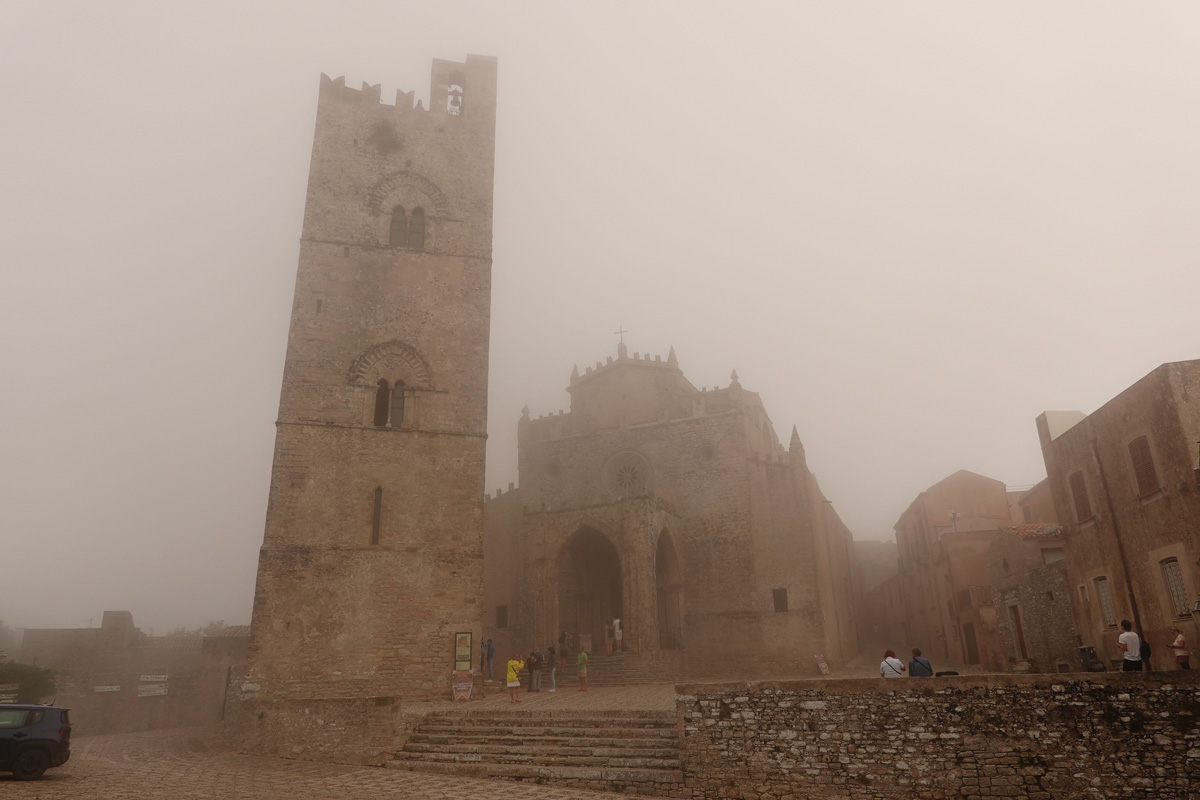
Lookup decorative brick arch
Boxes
[348,340,434,388]
[367,171,452,219]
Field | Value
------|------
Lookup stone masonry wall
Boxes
[678,673,1200,800]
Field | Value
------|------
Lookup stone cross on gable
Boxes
[614,326,630,359]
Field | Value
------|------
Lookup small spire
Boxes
[730,369,741,389]
[570,364,580,384]
[618,340,628,359]
[521,404,530,420]
[667,346,677,366]
[790,425,803,452]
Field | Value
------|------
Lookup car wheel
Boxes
[11,748,50,780]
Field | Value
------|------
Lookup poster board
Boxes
[454,632,473,671]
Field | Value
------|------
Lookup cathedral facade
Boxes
[484,344,860,679]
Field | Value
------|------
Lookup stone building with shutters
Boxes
[1036,359,1200,670]
[482,343,860,680]
[240,57,497,758]
[893,470,1025,672]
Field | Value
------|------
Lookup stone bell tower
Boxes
[243,56,497,732]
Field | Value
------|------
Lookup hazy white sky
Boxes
[3,1,1199,633]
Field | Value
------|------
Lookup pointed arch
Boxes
[656,528,684,650]
[558,526,623,655]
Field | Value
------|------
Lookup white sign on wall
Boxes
[140,675,168,682]
[137,684,168,697]
[93,685,121,693]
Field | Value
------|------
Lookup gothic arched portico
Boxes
[656,529,684,650]
[558,526,623,654]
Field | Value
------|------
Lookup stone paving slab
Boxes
[1,727,662,799]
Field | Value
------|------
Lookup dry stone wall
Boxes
[677,673,1200,800]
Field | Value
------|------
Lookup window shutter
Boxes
[1069,471,1092,521]
[1128,435,1160,496]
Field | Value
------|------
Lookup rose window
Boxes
[605,452,650,496]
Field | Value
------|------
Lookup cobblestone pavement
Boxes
[2,726,661,799]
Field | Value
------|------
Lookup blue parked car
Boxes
[0,705,71,780]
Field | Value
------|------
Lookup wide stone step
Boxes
[427,714,681,724]
[391,753,681,767]
[402,741,680,759]
[416,723,677,739]
[387,758,684,787]
[408,732,676,749]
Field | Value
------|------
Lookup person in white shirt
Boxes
[879,650,906,678]
[1169,627,1189,670]
[1117,619,1143,672]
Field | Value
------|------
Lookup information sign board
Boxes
[453,632,472,671]
[140,675,168,682]
[94,685,121,693]
[138,684,169,697]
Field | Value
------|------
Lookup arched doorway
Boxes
[656,530,684,650]
[558,527,623,654]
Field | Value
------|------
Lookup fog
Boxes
[3,1,1199,634]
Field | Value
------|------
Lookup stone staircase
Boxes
[388,709,683,795]
[553,651,683,688]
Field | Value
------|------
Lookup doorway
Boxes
[558,527,623,654]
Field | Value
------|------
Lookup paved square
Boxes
[2,727,660,799]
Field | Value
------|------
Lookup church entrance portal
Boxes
[558,528,623,654]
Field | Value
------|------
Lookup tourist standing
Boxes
[506,653,525,703]
[558,630,571,660]
[547,646,558,691]
[531,646,544,692]
[485,638,495,682]
[577,648,589,691]
[613,617,623,652]
[604,621,614,655]
[908,648,933,677]
[880,650,906,678]
[1118,620,1143,672]
[1169,628,1190,670]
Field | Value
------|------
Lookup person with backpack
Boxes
[1118,620,1144,672]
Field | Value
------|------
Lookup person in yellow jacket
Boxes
[506,653,525,703]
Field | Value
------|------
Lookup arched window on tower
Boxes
[374,379,390,427]
[390,380,406,427]
[408,208,425,251]
[389,205,407,247]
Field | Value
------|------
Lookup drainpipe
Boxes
[1089,440,1143,634]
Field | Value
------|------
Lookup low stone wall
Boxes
[677,673,1200,800]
